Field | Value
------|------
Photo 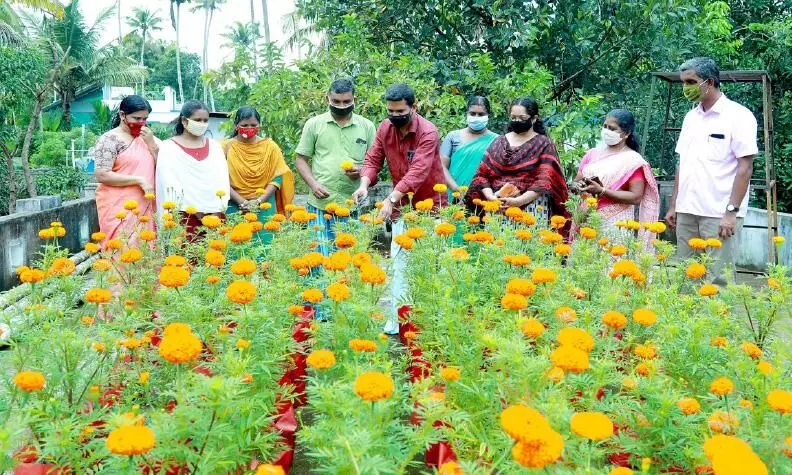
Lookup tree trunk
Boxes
[260,0,270,43]
[202,8,209,103]
[20,94,44,198]
[117,0,122,45]
[250,0,258,79]
[1,143,17,214]
[140,29,146,96]
[61,90,73,131]
[175,3,184,103]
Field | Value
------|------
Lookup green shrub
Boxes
[35,166,86,201]
[30,136,68,167]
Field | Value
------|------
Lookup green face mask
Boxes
[683,81,707,102]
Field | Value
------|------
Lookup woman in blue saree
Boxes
[441,96,499,199]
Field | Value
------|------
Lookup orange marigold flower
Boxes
[159,331,202,364]
[206,275,220,285]
[767,389,792,414]
[404,227,426,240]
[255,464,286,475]
[740,341,762,359]
[47,257,76,277]
[438,461,464,475]
[710,377,734,396]
[435,223,456,236]
[602,310,627,330]
[757,360,775,376]
[354,371,394,401]
[302,288,324,303]
[91,231,107,242]
[506,278,536,296]
[557,327,594,352]
[570,412,613,441]
[304,252,324,268]
[327,282,350,302]
[515,229,532,240]
[505,207,523,220]
[610,259,640,279]
[226,280,257,304]
[500,404,551,441]
[546,366,565,382]
[449,248,469,261]
[394,234,415,250]
[550,215,567,229]
[467,216,481,225]
[531,268,557,284]
[230,223,253,243]
[739,399,753,410]
[335,233,357,249]
[511,429,564,469]
[689,238,708,250]
[634,343,658,359]
[579,227,597,239]
[632,308,657,326]
[414,199,434,212]
[105,425,156,456]
[554,244,571,256]
[360,263,386,285]
[710,336,728,348]
[164,255,187,267]
[767,277,782,289]
[550,345,590,372]
[610,244,628,257]
[288,305,304,316]
[92,342,106,352]
[440,367,460,382]
[139,230,156,241]
[105,239,123,251]
[520,318,545,338]
[13,371,45,392]
[20,268,46,283]
[708,411,739,434]
[231,258,256,276]
[699,284,719,297]
[538,230,564,245]
[85,288,112,304]
[201,215,222,229]
[686,262,707,279]
[158,266,190,288]
[352,252,372,268]
[119,249,142,264]
[555,306,577,324]
[205,250,226,267]
[502,293,528,311]
[349,339,378,352]
[306,349,336,370]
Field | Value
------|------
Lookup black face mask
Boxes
[388,111,412,128]
[510,119,534,134]
[330,103,354,117]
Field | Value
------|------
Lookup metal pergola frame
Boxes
[642,70,779,270]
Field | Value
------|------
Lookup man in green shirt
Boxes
[295,78,376,255]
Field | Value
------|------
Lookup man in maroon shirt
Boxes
[353,83,446,333]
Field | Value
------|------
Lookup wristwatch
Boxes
[726,204,739,213]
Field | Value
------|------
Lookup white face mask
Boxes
[601,127,623,146]
[185,118,209,137]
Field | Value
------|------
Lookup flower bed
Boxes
[1,193,790,474]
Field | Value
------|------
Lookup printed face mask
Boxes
[186,118,209,136]
[683,80,707,102]
[125,118,146,137]
[237,126,259,139]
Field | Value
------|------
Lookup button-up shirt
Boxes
[360,113,447,217]
[674,95,757,218]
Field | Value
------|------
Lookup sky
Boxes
[82,0,299,68]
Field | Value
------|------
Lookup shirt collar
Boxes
[406,112,420,135]
[325,112,357,127]
[697,94,727,115]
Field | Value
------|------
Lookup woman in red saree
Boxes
[466,97,569,225]
[574,109,659,247]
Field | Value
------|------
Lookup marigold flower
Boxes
[159,332,202,364]
[226,280,257,304]
[739,341,762,359]
[646,221,667,234]
[118,249,142,264]
[255,465,286,475]
[13,371,45,392]
[767,389,792,414]
[92,342,106,352]
[360,263,386,285]
[449,248,469,261]
[710,377,734,396]
[349,339,378,352]
[506,278,536,297]
[306,349,336,370]
[632,308,657,326]
[531,268,557,284]
[105,239,123,251]
[757,360,774,376]
[502,293,528,311]
[550,345,590,373]
[435,223,456,236]
[550,215,567,229]
[554,244,571,256]
[689,238,708,250]
[538,230,563,245]
[91,231,107,242]
[139,371,150,385]
[334,207,351,217]
[304,252,324,268]
[610,468,633,475]
[20,268,46,284]
[703,434,752,461]
[136,229,155,242]
[511,429,564,469]
[81,316,95,325]
[513,229,532,241]
[610,259,640,279]
[557,327,594,352]
[634,344,657,359]
[610,244,628,257]
[686,262,706,279]
[229,223,253,243]
[739,399,753,410]
[327,282,351,302]
[394,234,415,250]
[354,371,394,401]
[578,227,597,239]
[570,412,613,441]
[698,284,719,297]
[158,266,190,288]
[677,397,701,415]
[414,199,433,212]
[437,461,464,475]
[520,318,545,338]
[302,288,323,303]
[204,250,225,268]
[500,404,550,440]
[106,425,156,456]
[85,288,112,304]
[602,310,627,330]
[47,257,76,277]
[236,338,251,351]
[440,367,460,382]
[164,255,187,267]
[231,258,256,276]
[201,215,222,229]
[784,437,792,458]
[433,183,448,193]
[710,336,728,348]
[708,411,739,434]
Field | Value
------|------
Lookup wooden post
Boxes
[659,82,673,178]
[762,73,778,265]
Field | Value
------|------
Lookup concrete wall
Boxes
[0,198,98,291]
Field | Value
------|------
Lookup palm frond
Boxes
[0,20,23,46]
[8,0,64,18]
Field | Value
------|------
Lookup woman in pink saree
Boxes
[574,109,659,246]
[94,95,159,246]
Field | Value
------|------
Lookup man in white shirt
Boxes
[665,57,758,285]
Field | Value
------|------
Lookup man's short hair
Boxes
[679,57,721,87]
[385,83,415,106]
[329,78,355,95]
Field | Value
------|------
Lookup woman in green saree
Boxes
[440,96,499,199]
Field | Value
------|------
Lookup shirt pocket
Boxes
[704,131,731,162]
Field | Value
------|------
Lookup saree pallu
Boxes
[223,138,295,214]
[447,132,498,200]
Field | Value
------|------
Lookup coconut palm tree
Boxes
[249,0,258,78]
[260,0,269,44]
[127,7,162,96]
[281,9,321,61]
[222,21,256,54]
[0,0,62,45]
[169,0,190,103]
[192,0,226,109]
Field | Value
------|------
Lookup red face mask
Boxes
[237,126,259,139]
[125,119,146,137]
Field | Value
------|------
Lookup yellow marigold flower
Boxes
[449,248,469,261]
[689,238,707,250]
[255,465,286,475]
[327,282,351,302]
[703,434,752,461]
[92,342,106,352]
[757,360,774,376]
[360,263,386,285]
[610,259,640,279]
[739,399,753,410]
[415,199,434,211]
[81,316,95,325]
[553,306,576,324]
[710,336,728,348]
[502,293,528,311]
[736,341,763,361]
[182,206,197,215]
[550,345,590,373]
[164,255,187,267]
[549,215,567,229]
[570,412,613,441]
[602,310,627,330]
[334,206,351,217]
[229,223,253,243]
[401,228,425,241]
[138,229,156,242]
[158,266,190,288]
[334,232,357,249]
[47,257,76,277]
[105,425,155,456]
[706,238,722,249]
[91,231,107,242]
[84,241,101,254]
[511,429,564,469]
[349,339,378,352]
[324,251,352,271]
[201,215,222,229]
[236,338,251,351]
[610,468,633,475]
[440,367,460,382]
[579,227,597,239]
[139,372,150,385]
[161,201,176,211]
[435,222,456,236]
[352,252,372,268]
[226,280,257,304]
[515,229,532,241]
[646,221,667,234]
[677,397,701,415]
[557,327,594,352]
[85,288,112,304]
[304,252,324,268]
[686,262,706,279]
[699,284,719,297]
[545,366,564,382]
[710,377,734,396]
[437,461,464,475]
[120,337,141,350]
[520,318,545,338]
[554,243,572,256]
[598,237,610,247]
[622,377,637,390]
[204,250,226,268]
[159,332,202,364]
[506,278,536,297]
[767,389,792,414]
[231,258,256,276]
[13,371,45,392]
[394,234,415,250]
[708,410,739,434]
[500,404,551,441]
[119,248,142,264]
[354,371,394,401]
[538,230,564,245]
[105,238,123,251]
[306,349,336,370]
[433,183,448,193]
[632,308,657,326]
[20,268,46,283]
[38,228,55,240]
[610,244,628,257]
[302,288,324,303]
[634,344,658,359]
[467,215,481,225]
[767,277,782,289]
[531,268,557,284]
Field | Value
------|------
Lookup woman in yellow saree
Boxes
[222,106,295,245]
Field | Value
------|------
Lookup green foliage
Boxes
[0,162,28,215]
[0,46,46,146]
[141,39,202,97]
[40,111,62,132]
[90,100,113,135]
[150,123,174,141]
[30,135,67,167]
[34,165,86,200]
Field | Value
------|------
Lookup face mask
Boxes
[683,81,707,102]
[185,118,209,136]
[510,119,533,134]
[330,103,354,117]
[124,118,146,137]
[467,115,489,132]
[388,111,412,128]
[237,126,259,139]
[601,127,623,146]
